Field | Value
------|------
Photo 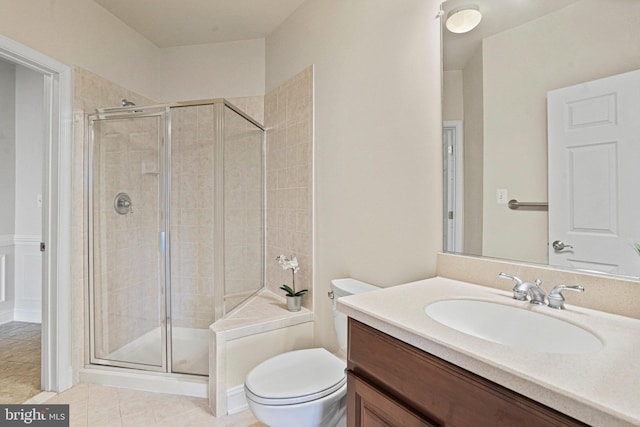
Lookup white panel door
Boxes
[548,69,640,277]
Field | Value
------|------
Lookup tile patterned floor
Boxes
[0,321,42,403]
[42,383,266,427]
[0,321,265,425]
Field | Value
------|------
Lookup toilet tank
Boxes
[331,278,380,353]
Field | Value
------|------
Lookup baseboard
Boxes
[14,308,41,323]
[227,384,248,415]
[0,310,13,325]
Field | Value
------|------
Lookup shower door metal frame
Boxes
[87,107,172,373]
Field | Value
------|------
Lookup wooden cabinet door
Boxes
[348,371,439,427]
[348,319,589,427]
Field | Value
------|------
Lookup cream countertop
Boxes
[337,277,640,427]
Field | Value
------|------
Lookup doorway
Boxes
[443,120,464,253]
[0,34,73,394]
[0,58,45,403]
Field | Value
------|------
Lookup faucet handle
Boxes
[498,272,528,301]
[498,272,522,285]
[548,285,584,310]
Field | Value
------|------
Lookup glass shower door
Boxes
[223,105,264,313]
[88,110,168,371]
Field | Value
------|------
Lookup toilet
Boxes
[244,278,380,427]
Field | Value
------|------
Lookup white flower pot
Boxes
[286,295,302,312]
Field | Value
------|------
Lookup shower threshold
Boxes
[79,364,208,398]
[105,327,208,375]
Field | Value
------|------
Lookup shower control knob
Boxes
[114,193,133,215]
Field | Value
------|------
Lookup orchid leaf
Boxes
[280,285,308,297]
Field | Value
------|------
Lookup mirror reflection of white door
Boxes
[443,121,463,252]
[548,69,640,277]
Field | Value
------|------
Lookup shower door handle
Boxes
[160,231,166,253]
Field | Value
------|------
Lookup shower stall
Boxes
[87,100,264,376]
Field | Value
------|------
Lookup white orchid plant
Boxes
[276,254,308,297]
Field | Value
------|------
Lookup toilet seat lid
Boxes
[245,348,346,405]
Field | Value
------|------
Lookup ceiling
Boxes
[94,0,582,58]
[443,0,580,70]
[94,0,308,47]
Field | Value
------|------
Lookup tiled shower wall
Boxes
[170,105,217,329]
[265,67,314,309]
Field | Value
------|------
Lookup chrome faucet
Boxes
[498,272,546,304]
[547,285,584,310]
[526,279,546,305]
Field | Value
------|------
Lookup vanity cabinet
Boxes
[347,319,588,427]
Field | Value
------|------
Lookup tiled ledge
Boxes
[209,289,314,416]
[212,289,313,339]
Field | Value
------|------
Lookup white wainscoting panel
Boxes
[14,235,42,323]
[0,236,14,324]
[0,253,5,303]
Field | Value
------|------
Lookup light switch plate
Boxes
[496,189,508,204]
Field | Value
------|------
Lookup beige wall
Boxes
[481,0,640,263]
[443,70,463,122]
[0,0,159,99]
[0,1,265,102]
[266,0,443,350]
[462,47,484,256]
[158,39,265,102]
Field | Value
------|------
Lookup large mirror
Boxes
[442,0,640,279]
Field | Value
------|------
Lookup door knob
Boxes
[552,240,573,251]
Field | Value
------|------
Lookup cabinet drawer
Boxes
[347,319,588,427]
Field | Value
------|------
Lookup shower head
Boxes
[121,99,136,107]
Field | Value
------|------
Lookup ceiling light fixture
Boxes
[446,5,482,34]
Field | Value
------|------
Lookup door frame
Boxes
[0,34,73,392]
[86,108,170,373]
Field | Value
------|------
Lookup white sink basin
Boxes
[425,299,602,354]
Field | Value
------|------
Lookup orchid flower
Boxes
[276,255,307,297]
